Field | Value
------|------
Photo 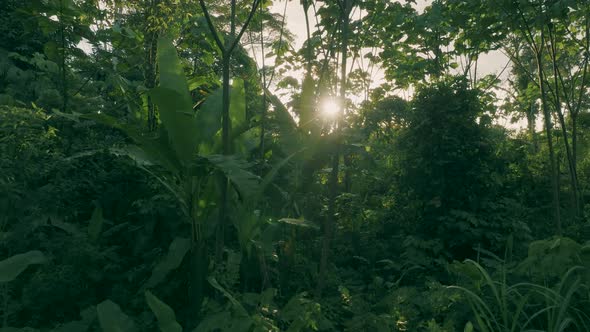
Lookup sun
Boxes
[319,97,340,120]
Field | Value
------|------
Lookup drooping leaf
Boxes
[278,218,319,230]
[0,251,47,283]
[193,278,252,332]
[194,87,223,151]
[259,149,305,196]
[201,155,260,199]
[145,291,183,332]
[96,300,137,332]
[144,237,191,289]
[152,35,199,165]
[83,113,183,173]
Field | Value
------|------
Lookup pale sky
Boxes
[267,0,518,128]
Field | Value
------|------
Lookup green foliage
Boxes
[518,237,590,283]
[2,1,590,331]
[144,237,191,289]
[451,238,590,332]
[152,35,200,166]
[0,251,47,283]
[145,291,183,332]
[97,300,138,332]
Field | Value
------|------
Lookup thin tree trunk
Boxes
[259,5,267,160]
[216,54,232,263]
[547,26,579,215]
[316,0,350,298]
[536,44,562,235]
[527,103,538,153]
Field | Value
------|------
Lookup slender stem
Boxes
[59,0,68,113]
[259,3,267,160]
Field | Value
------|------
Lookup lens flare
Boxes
[320,97,340,119]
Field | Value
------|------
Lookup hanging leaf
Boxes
[0,251,47,283]
[200,155,260,199]
[298,74,317,133]
[144,237,191,289]
[145,291,183,332]
[88,203,104,242]
[278,218,319,230]
[208,277,250,318]
[96,300,137,332]
[464,321,474,332]
[195,87,223,151]
[152,35,199,165]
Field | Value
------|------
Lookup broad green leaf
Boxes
[96,300,137,332]
[88,204,104,242]
[153,35,199,165]
[230,78,246,129]
[208,277,250,317]
[0,251,47,283]
[145,291,183,332]
[144,237,191,289]
[201,155,260,199]
[195,88,223,151]
[83,113,182,173]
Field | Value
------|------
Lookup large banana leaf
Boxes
[194,86,223,153]
[151,35,200,166]
[144,237,191,289]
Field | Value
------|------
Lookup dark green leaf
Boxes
[0,251,47,283]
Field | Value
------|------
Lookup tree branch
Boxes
[198,0,225,54]
[229,0,262,54]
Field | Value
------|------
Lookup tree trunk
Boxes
[536,46,562,235]
[548,26,579,215]
[316,0,350,298]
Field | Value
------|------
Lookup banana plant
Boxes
[80,34,299,317]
